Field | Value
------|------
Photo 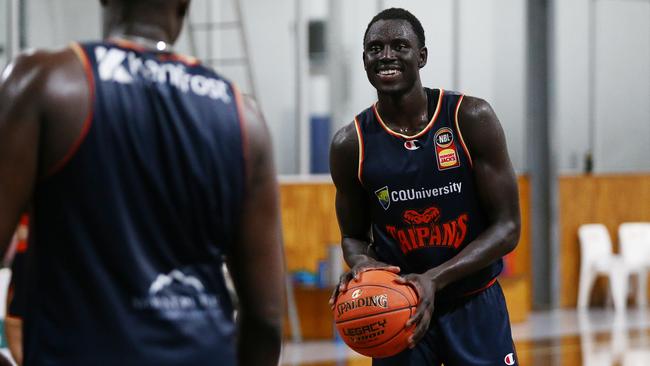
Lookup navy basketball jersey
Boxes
[355,88,502,300]
[24,40,246,365]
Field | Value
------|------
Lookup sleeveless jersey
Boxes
[24,40,246,366]
[355,88,502,300]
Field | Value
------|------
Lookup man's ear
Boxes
[179,0,190,17]
[418,47,428,69]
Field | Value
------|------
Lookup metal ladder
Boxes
[187,0,258,100]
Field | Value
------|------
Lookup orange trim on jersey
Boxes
[454,95,473,168]
[353,117,365,185]
[46,43,96,177]
[5,315,23,321]
[372,89,444,140]
[232,84,249,181]
[463,277,497,297]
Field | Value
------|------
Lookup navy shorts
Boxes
[373,281,518,366]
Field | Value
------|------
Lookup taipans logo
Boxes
[351,289,362,299]
[375,186,391,210]
[504,352,515,365]
[404,140,421,151]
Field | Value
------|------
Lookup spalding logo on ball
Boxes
[333,269,419,358]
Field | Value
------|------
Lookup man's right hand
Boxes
[328,258,400,308]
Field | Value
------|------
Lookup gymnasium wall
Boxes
[14,0,649,175]
[559,174,650,307]
[552,0,650,173]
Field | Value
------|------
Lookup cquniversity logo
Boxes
[375,186,390,210]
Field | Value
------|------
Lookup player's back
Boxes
[24,40,245,366]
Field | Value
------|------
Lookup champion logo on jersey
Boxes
[504,352,515,365]
[404,140,421,150]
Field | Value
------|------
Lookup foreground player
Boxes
[330,8,521,366]
[0,0,284,365]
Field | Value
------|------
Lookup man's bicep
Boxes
[460,98,520,223]
[0,57,42,254]
[330,127,371,240]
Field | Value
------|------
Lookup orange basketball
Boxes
[333,269,419,358]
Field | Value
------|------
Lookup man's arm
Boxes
[0,47,89,257]
[426,96,520,288]
[329,123,399,304]
[226,96,284,366]
[400,96,521,346]
[0,54,44,255]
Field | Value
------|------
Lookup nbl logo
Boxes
[434,128,454,148]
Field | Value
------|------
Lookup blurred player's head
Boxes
[99,0,191,44]
[363,8,427,96]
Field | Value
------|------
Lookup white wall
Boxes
[0,0,6,66]
[553,0,650,173]
[17,0,650,174]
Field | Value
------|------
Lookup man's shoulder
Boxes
[331,121,359,155]
[2,47,82,94]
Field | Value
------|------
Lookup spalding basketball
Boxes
[333,269,419,358]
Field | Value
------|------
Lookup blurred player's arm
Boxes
[227,97,284,366]
[0,54,43,256]
[329,123,400,301]
[0,48,88,257]
[425,96,521,289]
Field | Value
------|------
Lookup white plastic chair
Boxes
[619,222,650,307]
[578,224,641,312]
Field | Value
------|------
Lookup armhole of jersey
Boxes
[454,94,473,168]
[45,42,95,177]
[231,83,249,184]
[353,117,365,185]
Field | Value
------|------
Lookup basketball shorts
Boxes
[372,281,518,366]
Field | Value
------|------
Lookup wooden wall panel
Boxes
[280,182,340,273]
[559,174,650,307]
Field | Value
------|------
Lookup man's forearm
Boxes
[425,220,519,290]
[237,316,282,366]
[341,236,376,268]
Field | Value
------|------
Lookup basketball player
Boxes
[329,8,521,366]
[0,0,284,365]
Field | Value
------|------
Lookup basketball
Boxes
[333,269,419,358]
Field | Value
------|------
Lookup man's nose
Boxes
[379,47,397,60]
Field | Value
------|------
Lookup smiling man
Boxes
[329,8,521,366]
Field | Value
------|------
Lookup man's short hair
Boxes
[363,8,425,48]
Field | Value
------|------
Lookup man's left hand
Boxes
[395,273,436,348]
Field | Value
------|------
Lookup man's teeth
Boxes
[378,69,400,76]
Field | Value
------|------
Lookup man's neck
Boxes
[105,23,174,50]
[376,82,428,131]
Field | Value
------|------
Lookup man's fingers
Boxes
[408,312,431,348]
[405,304,425,327]
[328,286,340,309]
